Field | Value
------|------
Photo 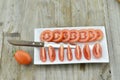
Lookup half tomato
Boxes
[67,45,73,61]
[62,29,70,42]
[88,29,97,42]
[92,43,102,58]
[83,44,91,60]
[40,30,53,42]
[48,46,56,62]
[96,29,103,41]
[69,30,79,43]
[75,45,82,60]
[58,45,64,61]
[40,47,47,62]
[79,29,90,42]
[53,30,63,42]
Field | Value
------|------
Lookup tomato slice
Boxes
[88,29,97,42]
[67,45,73,61]
[83,44,91,60]
[62,29,70,42]
[53,30,63,42]
[69,30,79,43]
[93,43,102,58]
[75,45,82,60]
[58,45,64,61]
[40,47,47,62]
[40,30,53,42]
[48,46,56,62]
[96,29,103,41]
[79,29,90,42]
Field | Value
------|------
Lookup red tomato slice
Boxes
[83,44,91,60]
[69,30,79,43]
[40,47,47,62]
[96,29,103,41]
[62,29,70,42]
[40,30,53,42]
[67,45,73,61]
[48,46,56,62]
[93,43,102,58]
[58,45,64,61]
[75,45,82,60]
[88,29,97,42]
[53,30,63,42]
[79,29,90,42]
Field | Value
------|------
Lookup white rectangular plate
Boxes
[34,26,109,65]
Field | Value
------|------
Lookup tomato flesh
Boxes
[96,29,103,40]
[40,30,53,42]
[62,29,70,42]
[69,30,79,43]
[48,46,56,62]
[79,29,89,42]
[93,43,102,58]
[83,44,91,60]
[88,29,97,42]
[75,45,82,60]
[53,30,63,42]
[40,47,47,62]
[58,45,64,61]
[67,45,73,61]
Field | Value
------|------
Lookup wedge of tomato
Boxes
[67,45,73,61]
[40,30,53,42]
[88,29,97,42]
[93,43,102,58]
[48,46,56,62]
[79,29,90,42]
[58,45,64,61]
[53,30,63,42]
[75,45,82,60]
[69,30,79,43]
[83,44,91,60]
[62,29,70,42]
[40,47,47,62]
[96,29,103,41]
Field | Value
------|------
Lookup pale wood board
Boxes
[0,0,120,80]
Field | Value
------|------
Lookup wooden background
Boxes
[0,0,120,80]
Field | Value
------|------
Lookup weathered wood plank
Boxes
[0,26,3,62]
[1,0,119,80]
[15,0,36,80]
[106,0,120,80]
[33,0,72,80]
[0,0,21,80]
[71,0,111,80]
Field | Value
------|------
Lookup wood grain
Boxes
[0,0,120,80]
[106,0,120,80]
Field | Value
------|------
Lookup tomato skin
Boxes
[93,43,102,58]
[79,29,90,42]
[14,50,32,65]
[48,46,56,62]
[83,44,91,60]
[40,47,47,62]
[40,30,53,42]
[96,29,103,41]
[53,30,63,42]
[75,45,82,60]
[67,45,73,61]
[69,30,79,43]
[58,45,64,61]
[88,29,97,42]
[62,29,70,42]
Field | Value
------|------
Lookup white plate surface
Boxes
[34,26,109,65]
